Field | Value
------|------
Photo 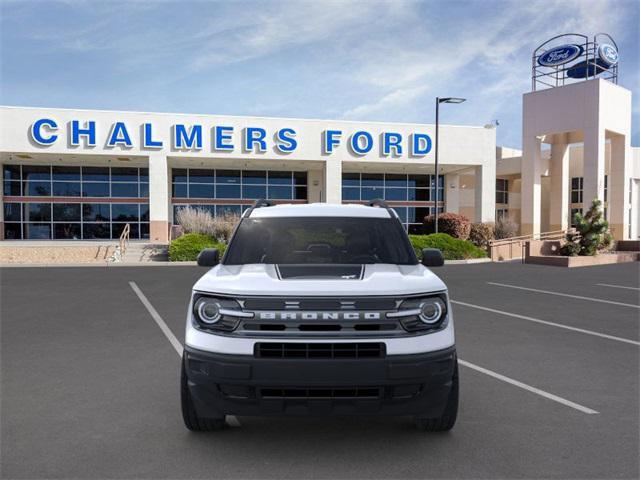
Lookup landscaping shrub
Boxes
[560,199,613,256]
[469,222,495,249]
[494,217,519,239]
[409,233,487,260]
[169,233,226,262]
[423,213,471,240]
[176,207,239,243]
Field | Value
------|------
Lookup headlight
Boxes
[192,294,253,331]
[387,294,448,332]
[195,298,222,324]
[418,298,446,324]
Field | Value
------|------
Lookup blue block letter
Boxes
[350,131,373,155]
[323,130,342,154]
[244,127,267,152]
[71,120,96,146]
[411,133,432,156]
[143,123,163,148]
[107,122,133,147]
[214,126,234,151]
[383,132,403,156]
[173,124,203,149]
[30,118,58,145]
[275,128,297,153]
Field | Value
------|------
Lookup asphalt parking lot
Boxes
[1,262,638,479]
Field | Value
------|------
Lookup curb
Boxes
[444,258,492,265]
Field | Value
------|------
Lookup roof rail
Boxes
[244,198,275,217]
[367,198,390,209]
[367,198,396,219]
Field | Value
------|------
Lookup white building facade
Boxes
[0,106,496,243]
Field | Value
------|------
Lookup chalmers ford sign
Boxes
[29,118,434,157]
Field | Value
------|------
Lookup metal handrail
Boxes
[119,223,131,257]
[490,229,572,247]
[489,228,576,264]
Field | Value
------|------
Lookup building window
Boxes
[496,208,508,221]
[571,177,583,203]
[2,164,149,240]
[341,173,443,204]
[170,168,307,224]
[496,179,508,204]
[340,172,444,232]
[570,208,582,228]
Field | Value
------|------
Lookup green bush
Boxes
[409,233,487,260]
[423,213,471,240]
[169,233,227,262]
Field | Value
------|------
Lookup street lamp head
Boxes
[438,97,466,104]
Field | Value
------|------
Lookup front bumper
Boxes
[184,345,457,417]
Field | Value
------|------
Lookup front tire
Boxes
[181,357,226,431]
[414,361,459,432]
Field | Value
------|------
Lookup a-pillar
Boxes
[324,159,342,204]
[474,163,495,223]
[582,126,606,212]
[549,135,570,231]
[609,133,631,240]
[148,153,170,244]
[521,135,543,236]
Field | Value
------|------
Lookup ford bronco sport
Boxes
[181,199,458,431]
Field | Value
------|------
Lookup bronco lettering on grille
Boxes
[257,312,382,321]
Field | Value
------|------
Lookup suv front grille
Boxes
[255,342,385,359]
[241,297,398,311]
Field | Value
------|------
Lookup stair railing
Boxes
[489,228,574,262]
[119,223,131,258]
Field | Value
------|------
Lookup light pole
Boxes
[434,97,466,233]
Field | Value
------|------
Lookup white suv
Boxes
[181,200,458,431]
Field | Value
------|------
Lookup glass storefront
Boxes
[341,172,444,233]
[3,165,149,239]
[171,168,308,224]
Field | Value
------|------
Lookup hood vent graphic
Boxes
[276,264,364,280]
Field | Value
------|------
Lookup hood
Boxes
[193,263,447,297]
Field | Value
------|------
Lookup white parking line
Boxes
[596,283,640,291]
[458,359,599,415]
[130,281,182,355]
[487,282,640,309]
[129,281,241,428]
[451,300,640,346]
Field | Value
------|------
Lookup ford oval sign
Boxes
[538,44,583,67]
[598,44,618,67]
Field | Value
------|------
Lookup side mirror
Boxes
[197,248,220,267]
[421,248,444,267]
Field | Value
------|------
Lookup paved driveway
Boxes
[1,262,638,479]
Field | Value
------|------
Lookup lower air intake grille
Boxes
[260,387,382,399]
[255,342,385,359]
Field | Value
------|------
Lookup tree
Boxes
[560,199,613,256]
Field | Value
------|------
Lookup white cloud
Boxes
[338,0,633,122]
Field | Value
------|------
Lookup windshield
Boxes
[223,217,417,265]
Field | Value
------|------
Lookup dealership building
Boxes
[0,34,638,244]
[0,107,498,243]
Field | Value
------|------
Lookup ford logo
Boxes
[538,44,583,67]
[598,44,618,66]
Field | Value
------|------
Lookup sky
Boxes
[1,0,638,148]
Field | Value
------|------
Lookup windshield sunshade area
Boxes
[223,217,417,265]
